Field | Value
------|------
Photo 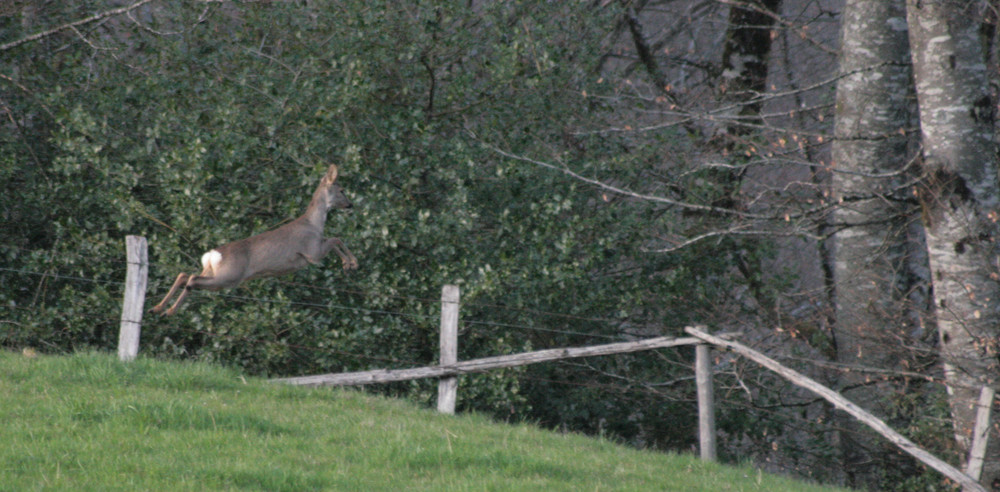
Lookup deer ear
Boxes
[324,164,339,183]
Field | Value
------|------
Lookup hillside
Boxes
[0,351,848,491]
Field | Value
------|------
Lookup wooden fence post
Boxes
[964,385,995,482]
[695,343,716,461]
[118,235,148,362]
[437,284,460,414]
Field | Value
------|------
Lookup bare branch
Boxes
[646,227,821,253]
[69,25,112,52]
[477,138,770,218]
[0,0,159,52]
[476,133,920,244]
[573,62,899,139]
[623,5,677,103]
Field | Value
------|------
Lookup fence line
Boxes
[276,277,626,326]
[3,241,636,339]
[211,291,440,321]
[5,236,993,489]
[2,278,618,372]
[0,238,984,386]
[0,266,124,286]
[1,250,635,377]
[464,318,622,340]
[1,249,626,341]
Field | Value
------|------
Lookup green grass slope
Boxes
[0,352,848,492]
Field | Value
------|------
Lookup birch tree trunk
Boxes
[831,0,915,487]
[906,0,1000,488]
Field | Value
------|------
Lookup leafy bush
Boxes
[1,0,761,454]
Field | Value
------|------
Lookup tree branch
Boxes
[476,137,766,218]
[0,0,159,52]
[623,5,677,103]
[646,227,821,253]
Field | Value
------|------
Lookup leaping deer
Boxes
[150,164,358,316]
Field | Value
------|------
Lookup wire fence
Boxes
[0,240,964,405]
[1,242,626,338]
[0,241,960,388]
[7,240,984,484]
[0,255,953,474]
[1,246,719,437]
[0,242,646,379]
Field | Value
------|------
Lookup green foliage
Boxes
[0,351,852,492]
[2,0,761,460]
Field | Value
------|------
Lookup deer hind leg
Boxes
[323,237,358,270]
[163,270,243,316]
[150,272,193,314]
[163,276,198,316]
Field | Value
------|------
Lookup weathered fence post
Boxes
[695,343,717,461]
[437,284,460,414]
[118,235,148,362]
[964,385,996,484]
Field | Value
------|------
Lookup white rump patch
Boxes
[201,250,223,274]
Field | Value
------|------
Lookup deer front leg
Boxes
[150,273,192,314]
[297,252,325,267]
[323,237,358,270]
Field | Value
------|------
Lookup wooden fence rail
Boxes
[271,335,704,387]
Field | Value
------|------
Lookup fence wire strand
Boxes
[0,245,963,386]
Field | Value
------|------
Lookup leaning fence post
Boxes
[965,385,996,482]
[437,284,460,414]
[118,235,148,362]
[695,343,717,461]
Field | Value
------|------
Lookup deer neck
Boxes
[300,191,330,231]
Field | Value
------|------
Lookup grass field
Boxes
[0,351,849,491]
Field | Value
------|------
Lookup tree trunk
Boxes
[831,0,916,488]
[906,0,1000,488]
[721,0,782,129]
[713,0,783,208]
